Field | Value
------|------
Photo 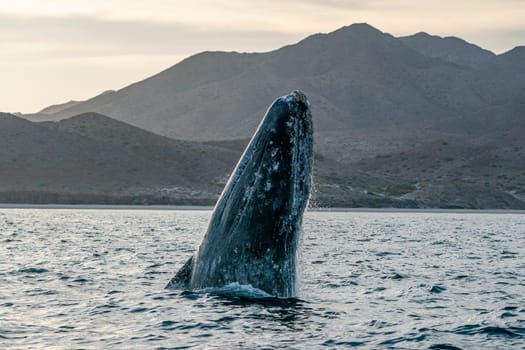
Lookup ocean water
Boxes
[0,208,524,349]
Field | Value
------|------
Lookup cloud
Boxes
[265,0,397,10]
[0,13,302,62]
[0,9,304,112]
[2,0,524,61]
[1,0,524,112]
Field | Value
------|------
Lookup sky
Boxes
[1,0,524,113]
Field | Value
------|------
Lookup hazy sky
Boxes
[1,0,524,113]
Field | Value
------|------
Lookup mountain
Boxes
[0,112,237,204]
[38,100,81,115]
[399,32,495,67]
[8,23,525,208]
[0,111,410,207]
[25,24,522,143]
[2,109,524,208]
[490,46,525,80]
[496,46,525,67]
[41,112,239,185]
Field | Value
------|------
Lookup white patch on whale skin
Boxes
[170,91,312,298]
[264,179,272,192]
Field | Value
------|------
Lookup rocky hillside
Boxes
[0,112,237,204]
[1,111,523,208]
[6,23,525,208]
[24,24,523,142]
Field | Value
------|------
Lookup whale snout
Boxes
[289,90,309,106]
[279,90,310,117]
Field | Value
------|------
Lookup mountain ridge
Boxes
[2,110,524,208]
[399,31,496,67]
[22,23,522,144]
[4,23,524,208]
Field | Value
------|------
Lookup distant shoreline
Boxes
[0,204,212,210]
[1,203,524,214]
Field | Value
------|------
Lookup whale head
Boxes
[168,91,313,297]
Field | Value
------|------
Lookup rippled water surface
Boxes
[1,208,524,349]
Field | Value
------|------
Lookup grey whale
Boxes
[167,91,313,297]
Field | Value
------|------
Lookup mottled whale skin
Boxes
[166,91,313,297]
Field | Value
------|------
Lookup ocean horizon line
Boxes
[1,203,524,214]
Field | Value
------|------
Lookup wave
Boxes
[177,283,302,306]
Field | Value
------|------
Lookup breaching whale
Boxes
[166,91,313,297]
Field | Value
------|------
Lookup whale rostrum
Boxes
[166,91,313,297]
